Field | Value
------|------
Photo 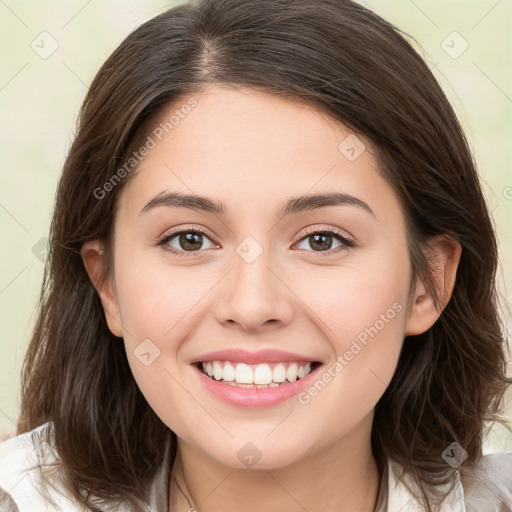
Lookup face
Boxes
[84,84,442,470]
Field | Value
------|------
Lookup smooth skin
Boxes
[81,84,461,512]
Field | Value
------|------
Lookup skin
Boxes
[81,84,461,512]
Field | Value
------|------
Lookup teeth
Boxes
[200,360,315,386]
[223,362,235,381]
[286,363,298,382]
[235,363,253,384]
[254,364,273,385]
[273,364,286,382]
[213,361,224,381]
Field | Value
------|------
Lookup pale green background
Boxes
[1,0,511,452]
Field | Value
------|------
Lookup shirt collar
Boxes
[375,457,467,512]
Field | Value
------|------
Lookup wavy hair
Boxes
[17,0,512,510]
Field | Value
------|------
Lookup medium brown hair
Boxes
[17,0,512,510]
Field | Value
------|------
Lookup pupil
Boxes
[310,234,332,251]
[180,232,202,251]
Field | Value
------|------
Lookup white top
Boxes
[0,421,511,511]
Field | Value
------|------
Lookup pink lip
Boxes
[190,348,319,365]
[191,362,322,408]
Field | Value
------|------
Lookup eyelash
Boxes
[157,226,355,258]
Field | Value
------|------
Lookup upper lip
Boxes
[190,348,320,365]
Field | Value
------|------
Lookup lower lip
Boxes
[192,364,321,408]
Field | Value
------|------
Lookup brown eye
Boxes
[159,229,216,256]
[295,228,354,253]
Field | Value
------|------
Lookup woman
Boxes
[1,1,511,510]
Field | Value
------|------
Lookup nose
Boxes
[212,240,294,333]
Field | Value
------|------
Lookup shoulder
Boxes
[383,453,512,512]
[0,422,86,512]
[460,452,512,512]
[384,457,466,511]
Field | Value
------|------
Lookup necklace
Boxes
[174,476,196,511]
[171,453,199,512]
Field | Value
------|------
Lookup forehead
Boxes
[117,84,399,223]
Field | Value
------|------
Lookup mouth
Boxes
[195,360,322,389]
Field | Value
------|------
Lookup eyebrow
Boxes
[139,191,375,218]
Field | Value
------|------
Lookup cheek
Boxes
[293,277,408,444]
[289,245,411,347]
[289,245,410,404]
[114,253,211,340]
[112,255,218,427]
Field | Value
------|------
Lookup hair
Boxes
[16,0,512,511]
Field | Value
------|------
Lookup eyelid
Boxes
[156,225,219,256]
[158,224,217,243]
[297,225,355,245]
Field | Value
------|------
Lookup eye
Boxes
[157,225,355,258]
[158,228,217,257]
[294,227,355,254]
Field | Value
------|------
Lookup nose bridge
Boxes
[213,234,294,331]
[234,235,274,296]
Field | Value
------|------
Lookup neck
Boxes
[169,414,381,512]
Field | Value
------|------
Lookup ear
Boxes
[405,236,462,336]
[80,240,124,338]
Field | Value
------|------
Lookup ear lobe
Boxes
[80,240,124,338]
[405,236,462,336]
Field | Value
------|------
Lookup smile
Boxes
[198,361,320,388]
[191,348,324,407]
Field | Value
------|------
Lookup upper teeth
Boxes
[201,361,313,385]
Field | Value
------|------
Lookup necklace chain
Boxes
[171,459,198,512]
